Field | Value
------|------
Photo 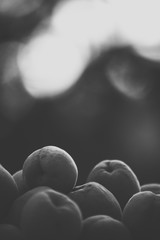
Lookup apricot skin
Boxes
[0,224,25,240]
[22,145,78,193]
[0,165,19,222]
[7,186,51,226]
[13,170,29,195]
[20,188,83,240]
[122,191,160,240]
[141,183,160,194]
[86,159,140,209]
[80,215,132,240]
[68,181,122,220]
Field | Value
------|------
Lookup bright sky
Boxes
[16,0,160,98]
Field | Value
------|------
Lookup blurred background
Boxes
[0,0,160,185]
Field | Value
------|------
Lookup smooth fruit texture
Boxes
[13,170,29,195]
[22,145,78,193]
[80,215,131,240]
[68,181,122,220]
[0,164,19,222]
[7,186,50,226]
[20,188,83,240]
[141,183,160,194]
[86,159,140,209]
[0,224,25,240]
[122,191,160,240]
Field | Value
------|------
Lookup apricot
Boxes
[22,146,78,193]
[20,188,82,240]
[7,186,50,226]
[123,191,160,240]
[86,159,140,209]
[68,181,122,220]
[0,164,19,222]
[80,215,131,240]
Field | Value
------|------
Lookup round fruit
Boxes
[22,145,78,193]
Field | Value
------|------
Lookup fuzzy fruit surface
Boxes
[13,170,29,196]
[20,188,83,240]
[23,145,78,193]
[123,191,160,240]
[87,159,140,209]
[69,181,122,220]
[0,164,19,222]
[80,215,132,240]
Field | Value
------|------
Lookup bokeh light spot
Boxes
[17,32,89,98]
